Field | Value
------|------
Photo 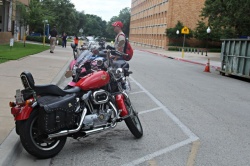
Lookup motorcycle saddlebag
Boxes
[37,94,77,134]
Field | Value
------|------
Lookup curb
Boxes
[0,57,73,166]
[138,49,221,70]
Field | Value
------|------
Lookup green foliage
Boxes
[83,14,107,37]
[168,47,180,51]
[201,0,250,38]
[0,42,49,63]
[106,7,131,38]
[166,21,193,39]
[208,48,221,53]
[26,36,62,45]
[19,1,131,39]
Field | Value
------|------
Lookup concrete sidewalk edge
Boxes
[0,57,72,166]
[138,49,221,70]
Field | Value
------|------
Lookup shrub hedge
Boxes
[26,36,62,45]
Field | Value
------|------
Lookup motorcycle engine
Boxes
[82,108,113,130]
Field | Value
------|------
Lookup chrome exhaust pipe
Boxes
[85,126,111,136]
[48,108,87,138]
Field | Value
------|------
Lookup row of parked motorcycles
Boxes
[9,40,143,159]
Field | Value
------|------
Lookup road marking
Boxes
[130,76,199,140]
[121,138,197,166]
[129,91,145,95]
[138,107,162,115]
[148,159,157,166]
[186,140,201,166]
[122,77,200,165]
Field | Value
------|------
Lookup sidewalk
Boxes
[132,45,222,70]
[0,44,73,145]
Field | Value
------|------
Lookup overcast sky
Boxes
[71,0,131,22]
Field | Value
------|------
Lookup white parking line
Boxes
[124,76,200,165]
[138,107,162,115]
[129,91,145,95]
[130,76,199,140]
[122,138,197,166]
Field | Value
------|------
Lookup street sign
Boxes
[10,38,14,47]
[181,26,190,34]
[79,28,83,33]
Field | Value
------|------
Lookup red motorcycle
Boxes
[9,49,143,159]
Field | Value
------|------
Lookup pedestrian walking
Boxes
[62,32,67,48]
[49,26,58,53]
[74,35,79,47]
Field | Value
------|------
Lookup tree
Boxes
[165,21,193,39]
[201,0,250,38]
[106,7,131,39]
[40,0,76,35]
[106,16,119,39]
[118,7,131,36]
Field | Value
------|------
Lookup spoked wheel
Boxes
[124,99,143,139]
[19,109,67,159]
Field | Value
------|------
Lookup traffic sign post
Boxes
[181,26,190,58]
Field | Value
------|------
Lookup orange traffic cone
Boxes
[204,59,210,73]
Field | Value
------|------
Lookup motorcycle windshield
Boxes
[76,50,93,66]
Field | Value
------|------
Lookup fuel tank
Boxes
[76,71,110,91]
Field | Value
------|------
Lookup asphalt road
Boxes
[14,50,250,166]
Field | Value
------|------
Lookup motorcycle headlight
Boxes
[96,59,103,67]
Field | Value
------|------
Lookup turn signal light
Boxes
[9,102,16,108]
[25,99,33,106]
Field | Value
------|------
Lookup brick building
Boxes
[0,0,29,44]
[129,0,206,48]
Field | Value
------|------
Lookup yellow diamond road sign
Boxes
[181,26,190,34]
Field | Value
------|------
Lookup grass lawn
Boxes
[0,42,49,64]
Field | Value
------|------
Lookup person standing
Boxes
[62,32,67,48]
[49,26,58,53]
[112,21,126,60]
[74,35,79,47]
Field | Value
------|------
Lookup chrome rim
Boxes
[30,116,60,151]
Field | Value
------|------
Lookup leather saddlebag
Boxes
[37,94,77,134]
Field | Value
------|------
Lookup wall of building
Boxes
[17,0,29,6]
[130,0,169,48]
[129,0,206,48]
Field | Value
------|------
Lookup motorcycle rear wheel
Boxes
[124,101,143,139]
[19,108,67,159]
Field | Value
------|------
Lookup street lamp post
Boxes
[176,30,180,51]
[43,20,48,46]
[206,27,211,56]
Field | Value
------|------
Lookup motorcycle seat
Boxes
[34,85,81,96]
[20,71,81,96]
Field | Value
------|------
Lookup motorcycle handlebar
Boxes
[110,50,128,57]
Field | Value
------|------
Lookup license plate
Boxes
[16,89,24,104]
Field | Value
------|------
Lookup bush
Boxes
[26,36,62,45]
[168,47,181,51]
[209,48,221,52]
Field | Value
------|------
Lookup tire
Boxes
[19,109,67,159]
[15,121,21,135]
[124,100,143,139]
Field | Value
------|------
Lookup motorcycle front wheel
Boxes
[124,100,143,139]
[19,108,67,159]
